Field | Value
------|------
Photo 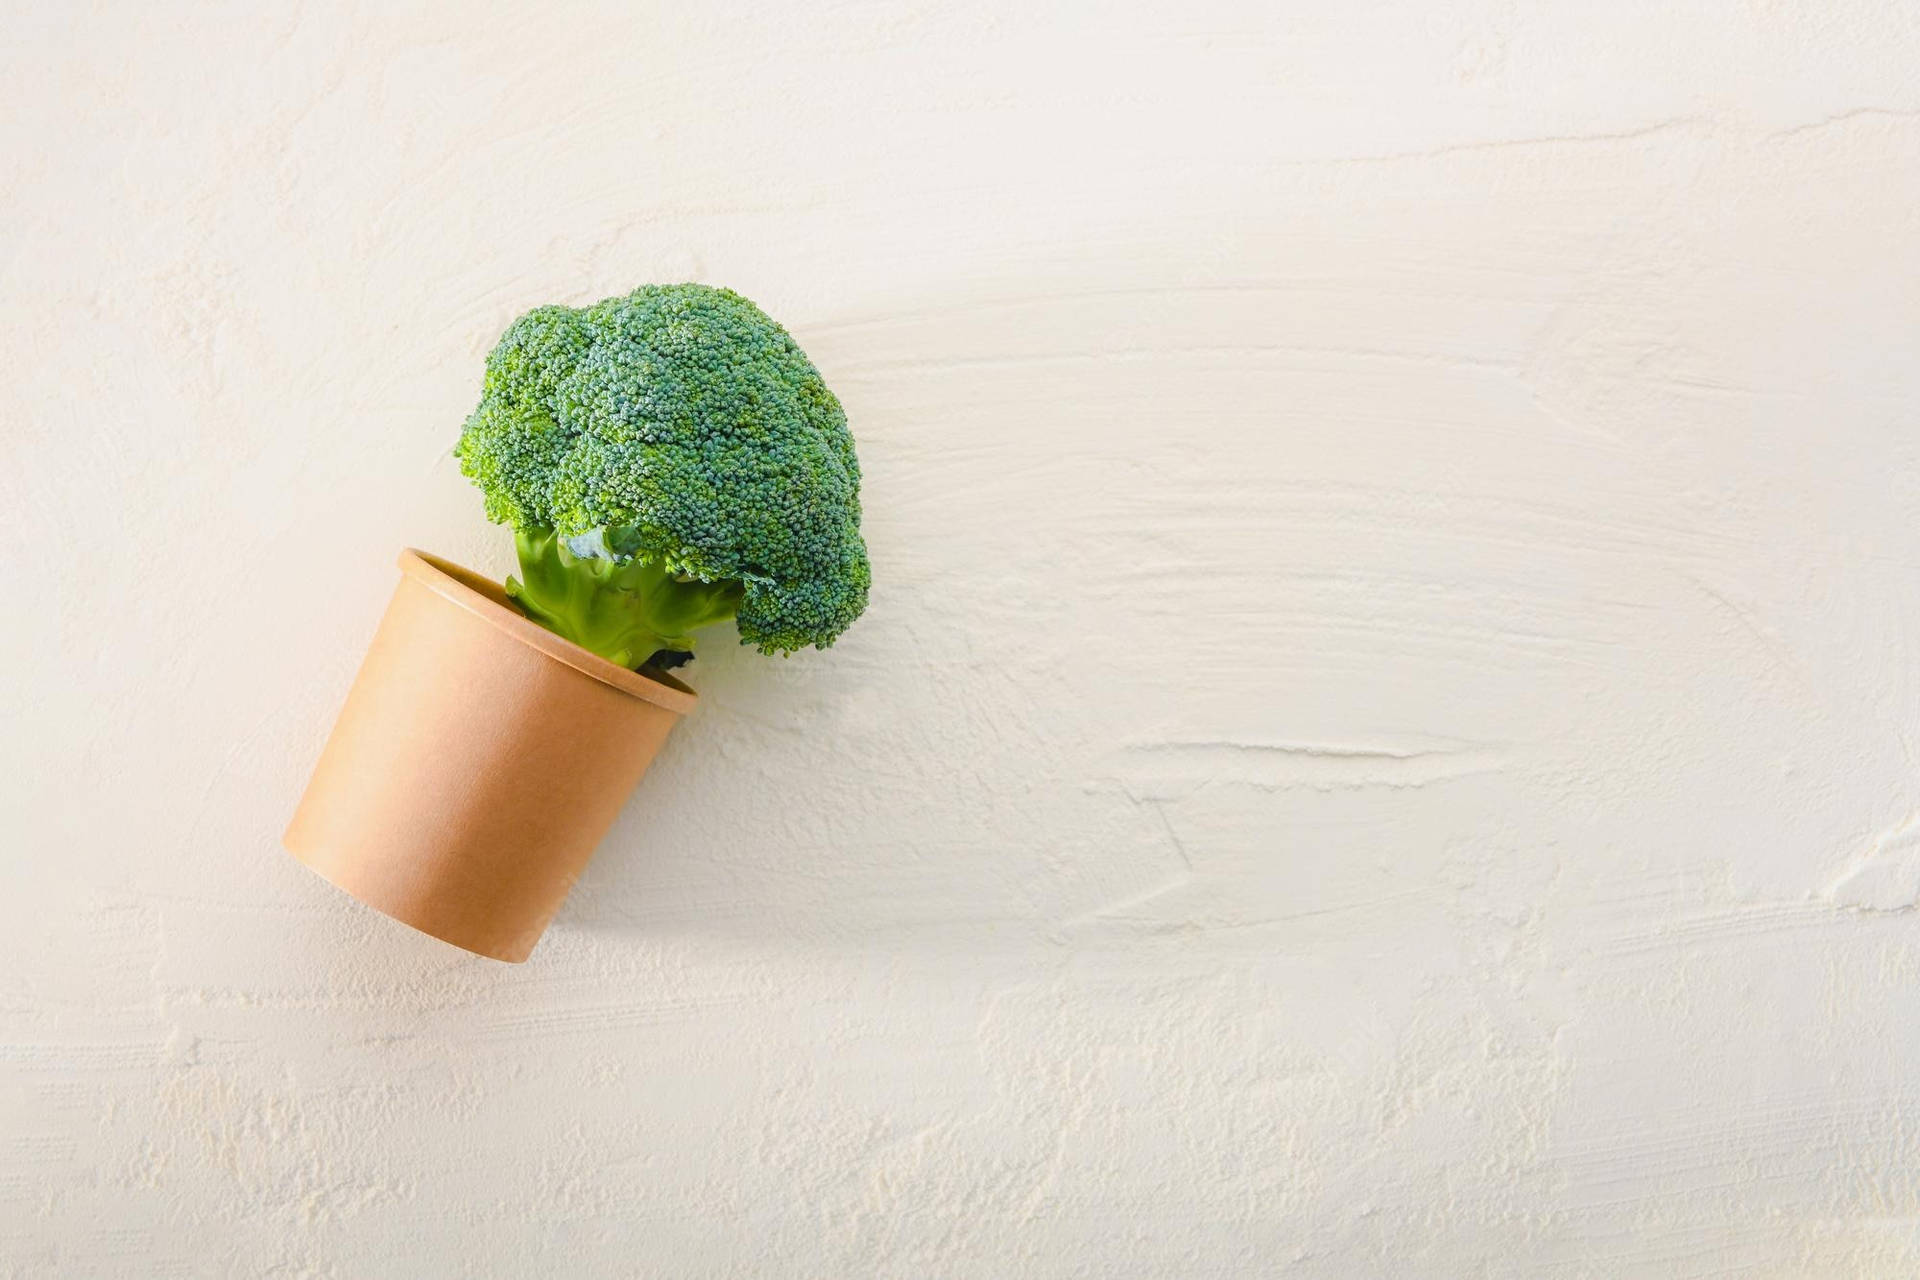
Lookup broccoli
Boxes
[455,284,870,669]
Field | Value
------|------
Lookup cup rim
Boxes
[399,548,700,716]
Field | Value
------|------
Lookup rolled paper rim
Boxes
[398,548,699,716]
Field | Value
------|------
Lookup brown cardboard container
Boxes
[284,549,697,962]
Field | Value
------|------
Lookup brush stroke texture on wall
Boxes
[4,2,1920,1276]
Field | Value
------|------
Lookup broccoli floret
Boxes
[455,284,870,667]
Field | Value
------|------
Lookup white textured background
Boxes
[5,2,1920,1276]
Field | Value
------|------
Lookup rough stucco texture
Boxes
[4,3,1920,1276]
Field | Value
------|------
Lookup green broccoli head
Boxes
[455,284,870,664]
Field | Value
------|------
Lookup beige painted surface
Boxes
[4,2,1920,1276]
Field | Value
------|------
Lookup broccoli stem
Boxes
[505,527,743,670]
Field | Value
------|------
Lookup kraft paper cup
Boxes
[284,549,696,962]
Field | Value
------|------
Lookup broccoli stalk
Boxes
[454,284,870,670]
[506,528,744,670]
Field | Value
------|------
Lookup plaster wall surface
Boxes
[5,3,1920,1276]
